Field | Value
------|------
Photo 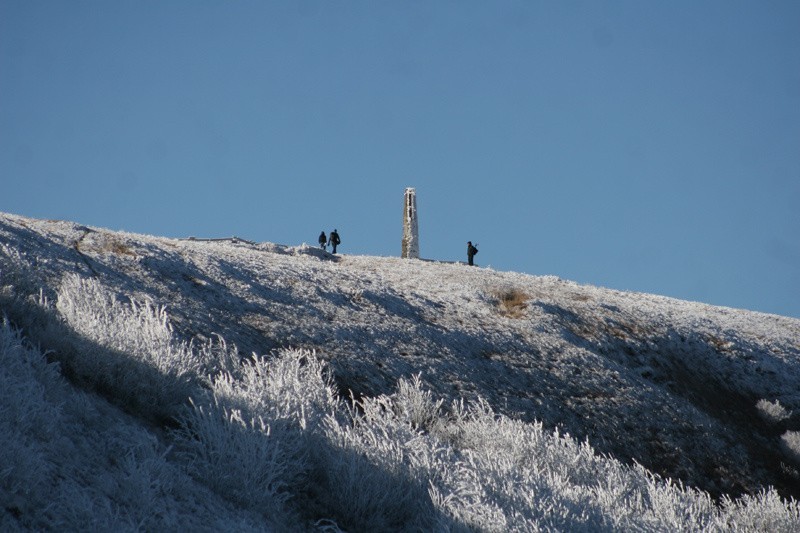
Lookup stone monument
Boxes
[401,187,419,259]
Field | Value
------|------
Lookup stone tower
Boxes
[401,187,419,259]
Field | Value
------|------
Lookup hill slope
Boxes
[1,212,799,529]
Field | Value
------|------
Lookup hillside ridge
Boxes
[2,211,799,501]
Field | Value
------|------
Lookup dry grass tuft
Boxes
[102,239,137,257]
[494,288,529,319]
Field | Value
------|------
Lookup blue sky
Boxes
[2,1,799,318]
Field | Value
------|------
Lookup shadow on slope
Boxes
[533,300,800,499]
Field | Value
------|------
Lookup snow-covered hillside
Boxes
[1,212,799,531]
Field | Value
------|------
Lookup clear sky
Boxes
[2,1,799,318]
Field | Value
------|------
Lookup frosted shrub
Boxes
[211,349,337,427]
[56,274,173,364]
[182,353,793,530]
[393,373,445,433]
[757,399,793,425]
[632,470,717,530]
[175,399,301,520]
[427,399,602,530]
[174,349,337,524]
[716,490,800,532]
[56,273,237,376]
[313,392,443,532]
[54,274,238,418]
[781,431,800,464]
[409,387,798,532]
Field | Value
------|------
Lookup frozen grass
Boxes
[172,350,338,527]
[2,212,800,530]
[4,280,798,530]
[53,273,239,420]
[0,320,269,531]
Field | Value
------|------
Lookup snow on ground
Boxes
[1,211,799,506]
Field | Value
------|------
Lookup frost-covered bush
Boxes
[716,489,800,532]
[757,398,793,425]
[54,274,239,418]
[312,392,444,532]
[175,399,301,520]
[781,431,800,464]
[393,373,445,433]
[174,349,338,526]
[310,373,800,532]
[175,350,447,531]
[57,274,238,378]
[210,349,336,427]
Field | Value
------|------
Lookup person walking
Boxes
[318,231,327,250]
[467,241,478,266]
[328,229,341,254]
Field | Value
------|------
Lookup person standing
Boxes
[329,229,341,254]
[467,241,478,266]
[318,231,327,250]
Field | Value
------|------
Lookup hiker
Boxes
[318,231,327,250]
[467,241,478,266]
[328,229,341,254]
